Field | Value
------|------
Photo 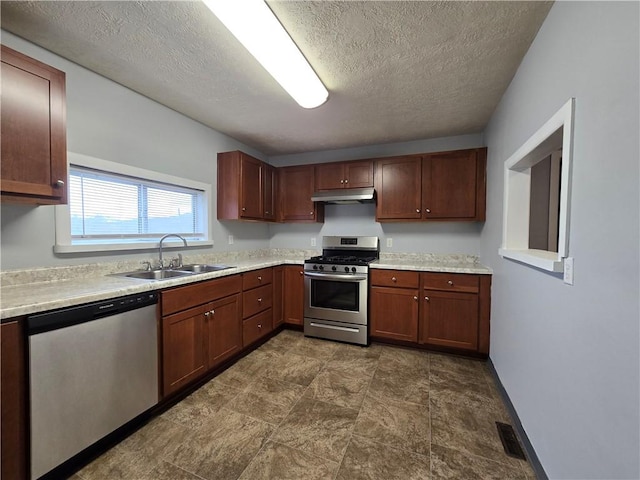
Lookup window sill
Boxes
[54,240,213,255]
[498,248,564,272]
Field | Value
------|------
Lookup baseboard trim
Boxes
[487,358,548,480]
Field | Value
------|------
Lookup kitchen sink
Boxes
[177,264,234,273]
[114,264,234,281]
[124,269,194,280]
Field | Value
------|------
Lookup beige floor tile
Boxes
[140,460,204,480]
[271,398,360,463]
[354,394,431,456]
[430,443,528,479]
[304,367,371,409]
[368,357,430,405]
[262,351,325,386]
[118,416,193,458]
[325,343,382,377]
[336,435,430,480]
[228,376,306,424]
[287,335,342,360]
[166,408,273,480]
[430,394,524,471]
[379,345,431,369]
[238,441,339,480]
[76,444,159,480]
[258,330,301,353]
[161,380,242,429]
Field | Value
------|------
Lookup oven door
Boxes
[303,271,367,325]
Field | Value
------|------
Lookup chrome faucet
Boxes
[158,234,187,269]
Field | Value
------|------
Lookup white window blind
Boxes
[69,165,206,244]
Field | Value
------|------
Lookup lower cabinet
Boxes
[370,269,491,356]
[370,269,420,342]
[272,266,284,328]
[283,265,305,325]
[242,268,273,347]
[160,275,242,397]
[1,320,27,480]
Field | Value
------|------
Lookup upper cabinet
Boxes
[217,150,277,221]
[278,165,324,222]
[315,160,374,190]
[1,45,67,205]
[375,148,486,222]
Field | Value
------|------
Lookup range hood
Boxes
[311,187,375,204]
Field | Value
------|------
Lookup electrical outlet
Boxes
[563,257,574,285]
[386,238,393,248]
[311,237,316,247]
[228,235,234,245]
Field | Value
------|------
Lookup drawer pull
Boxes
[424,296,430,301]
[258,323,262,329]
[204,311,210,318]
[447,280,454,285]
[258,276,262,281]
[257,298,263,303]
[391,277,397,282]
[413,296,418,301]
[425,208,431,213]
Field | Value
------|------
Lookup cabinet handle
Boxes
[416,209,420,213]
[391,277,397,282]
[340,179,344,184]
[265,211,270,215]
[413,296,418,301]
[344,179,348,184]
[55,179,65,188]
[447,280,453,285]
[426,208,431,213]
[258,276,262,281]
[204,311,210,318]
[299,271,303,275]
[210,309,215,315]
[242,207,246,212]
[258,323,262,329]
[257,298,263,303]
[425,296,430,301]
[309,211,314,215]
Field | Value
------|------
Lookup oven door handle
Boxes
[304,272,368,281]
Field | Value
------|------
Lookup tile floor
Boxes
[71,330,535,480]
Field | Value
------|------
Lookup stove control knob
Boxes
[319,265,324,271]
[313,265,318,270]
[331,266,337,271]
[351,267,357,273]
[344,267,350,273]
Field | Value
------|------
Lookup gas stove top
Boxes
[305,254,378,266]
[304,236,379,273]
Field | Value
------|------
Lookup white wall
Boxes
[0,31,271,270]
[481,2,639,478]
[269,134,487,255]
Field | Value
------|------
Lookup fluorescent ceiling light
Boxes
[203,0,329,109]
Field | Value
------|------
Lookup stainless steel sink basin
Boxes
[177,264,234,273]
[124,269,194,280]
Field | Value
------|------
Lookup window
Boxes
[499,98,574,272]
[55,153,212,253]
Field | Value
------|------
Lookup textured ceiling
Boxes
[1,1,552,155]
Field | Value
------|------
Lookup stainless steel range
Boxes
[303,236,379,346]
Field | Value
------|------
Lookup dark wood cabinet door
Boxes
[272,266,284,328]
[315,163,345,190]
[344,160,374,188]
[420,290,479,351]
[162,305,207,396]
[279,165,323,222]
[1,45,67,204]
[1,321,27,480]
[240,154,263,219]
[375,157,422,220]
[206,294,242,369]
[283,265,305,325]
[423,149,486,220]
[370,286,419,342]
[263,163,277,220]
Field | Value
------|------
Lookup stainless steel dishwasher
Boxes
[27,292,159,480]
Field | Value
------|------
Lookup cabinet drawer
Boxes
[242,268,273,290]
[243,284,273,319]
[243,309,272,347]
[162,274,242,316]
[421,273,479,293]
[370,269,419,288]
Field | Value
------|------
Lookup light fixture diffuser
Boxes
[203,0,329,109]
